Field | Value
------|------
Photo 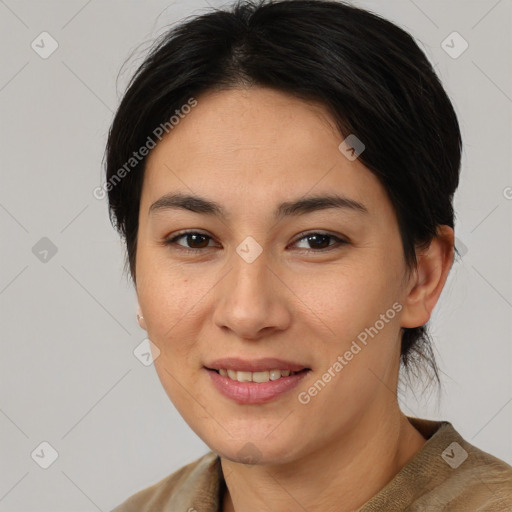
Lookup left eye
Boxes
[292,232,347,251]
[164,231,347,252]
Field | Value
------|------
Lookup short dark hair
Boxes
[104,0,462,383]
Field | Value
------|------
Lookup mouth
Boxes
[204,356,311,383]
[205,367,310,383]
[205,357,310,373]
[204,365,311,404]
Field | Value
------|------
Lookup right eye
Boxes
[163,231,218,252]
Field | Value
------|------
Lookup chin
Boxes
[210,435,302,467]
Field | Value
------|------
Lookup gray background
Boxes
[0,0,511,510]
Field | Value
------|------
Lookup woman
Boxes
[105,1,512,510]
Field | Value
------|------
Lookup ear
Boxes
[137,304,147,331]
[400,225,455,329]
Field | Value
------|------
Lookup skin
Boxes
[134,86,454,512]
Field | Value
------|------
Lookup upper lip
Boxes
[205,357,310,373]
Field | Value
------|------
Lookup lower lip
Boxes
[205,368,310,404]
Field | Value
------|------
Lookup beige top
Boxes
[111,417,512,511]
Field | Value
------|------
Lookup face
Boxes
[135,87,413,465]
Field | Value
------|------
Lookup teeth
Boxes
[218,368,298,383]
[269,369,281,381]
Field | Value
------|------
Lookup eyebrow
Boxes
[149,192,369,220]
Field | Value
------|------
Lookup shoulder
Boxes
[361,418,512,511]
[438,432,512,510]
[409,418,512,510]
[110,451,222,512]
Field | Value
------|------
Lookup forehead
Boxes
[141,87,388,218]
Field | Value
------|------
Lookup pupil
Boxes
[188,234,209,248]
[185,234,331,249]
[309,234,329,249]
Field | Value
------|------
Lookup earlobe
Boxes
[137,305,147,330]
[400,225,454,329]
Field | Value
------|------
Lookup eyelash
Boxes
[163,230,349,254]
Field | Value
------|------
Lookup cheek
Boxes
[292,260,399,345]
[135,250,209,346]
[294,260,403,401]
[137,266,207,405]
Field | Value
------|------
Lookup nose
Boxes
[213,248,292,340]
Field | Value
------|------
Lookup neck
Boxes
[221,407,426,512]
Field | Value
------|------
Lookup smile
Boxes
[205,367,310,404]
